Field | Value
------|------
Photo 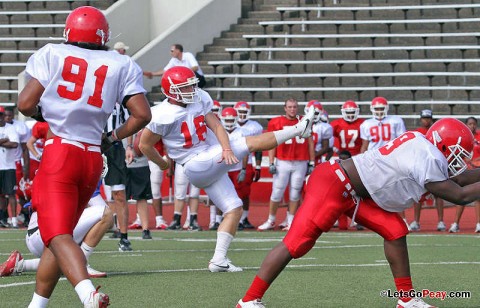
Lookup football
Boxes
[133,129,144,157]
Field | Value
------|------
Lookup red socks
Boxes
[242,275,270,302]
[394,276,413,302]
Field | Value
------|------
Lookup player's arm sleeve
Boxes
[119,60,147,107]
[25,45,51,88]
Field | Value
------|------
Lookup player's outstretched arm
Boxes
[425,179,480,206]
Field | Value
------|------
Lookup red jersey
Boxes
[267,116,310,161]
[330,118,364,156]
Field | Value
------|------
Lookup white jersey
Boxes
[312,122,333,153]
[146,89,213,165]
[353,131,448,212]
[25,44,146,145]
[360,115,406,150]
[227,126,245,172]
[0,123,19,170]
[9,119,31,161]
[239,119,263,166]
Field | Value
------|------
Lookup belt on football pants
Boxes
[330,160,361,226]
[45,138,101,153]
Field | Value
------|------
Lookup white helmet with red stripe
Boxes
[234,101,251,124]
[370,96,388,120]
[341,100,360,122]
[221,107,238,131]
[211,100,222,118]
[304,100,324,123]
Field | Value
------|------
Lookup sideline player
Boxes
[139,66,317,272]
[238,118,476,308]
[17,6,151,307]
[330,100,364,156]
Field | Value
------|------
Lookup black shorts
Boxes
[126,166,152,201]
[0,169,17,195]
[104,143,127,186]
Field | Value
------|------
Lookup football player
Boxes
[306,100,333,164]
[139,67,317,272]
[234,101,264,229]
[330,100,365,156]
[238,118,477,308]
[17,6,151,307]
[257,98,315,232]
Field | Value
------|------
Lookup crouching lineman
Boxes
[139,66,317,272]
[238,118,478,308]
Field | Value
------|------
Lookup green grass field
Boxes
[0,230,479,308]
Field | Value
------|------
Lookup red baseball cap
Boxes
[0,106,5,114]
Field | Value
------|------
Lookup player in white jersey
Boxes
[139,66,317,272]
[360,96,406,152]
[307,101,333,164]
[0,180,112,279]
[238,118,478,308]
[233,102,264,229]
[17,6,151,308]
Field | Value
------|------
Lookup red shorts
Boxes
[32,137,103,246]
[284,161,409,258]
[227,164,254,199]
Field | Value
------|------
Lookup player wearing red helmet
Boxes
[330,100,365,156]
[211,100,223,118]
[233,101,264,229]
[305,100,333,164]
[17,6,151,307]
[140,68,317,272]
[360,97,406,153]
[239,118,477,308]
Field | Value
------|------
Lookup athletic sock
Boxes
[243,275,270,302]
[241,210,249,221]
[394,276,413,302]
[268,214,276,223]
[120,233,128,240]
[28,292,49,308]
[23,259,40,272]
[211,231,233,263]
[80,242,95,261]
[74,279,96,305]
[273,126,299,145]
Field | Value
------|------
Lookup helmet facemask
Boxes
[164,75,199,104]
[431,131,472,177]
[237,109,250,123]
[341,108,359,122]
[371,105,388,120]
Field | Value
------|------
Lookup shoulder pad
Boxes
[151,101,186,125]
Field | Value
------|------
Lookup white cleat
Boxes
[208,259,243,273]
[475,223,480,233]
[396,298,437,308]
[236,299,266,308]
[257,220,275,231]
[84,287,110,308]
[87,264,107,278]
[449,222,459,233]
[409,221,420,232]
[296,106,317,138]
[437,221,446,231]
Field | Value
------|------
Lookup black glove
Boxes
[306,161,315,175]
[101,131,117,153]
[237,168,246,182]
[31,106,46,122]
[269,164,277,175]
[253,166,261,182]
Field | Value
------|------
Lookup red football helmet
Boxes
[426,118,474,177]
[341,100,360,122]
[370,97,388,120]
[221,107,238,131]
[234,101,251,124]
[211,100,222,117]
[304,100,324,123]
[63,6,110,46]
[161,66,199,104]
[19,178,33,201]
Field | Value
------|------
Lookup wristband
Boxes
[223,149,232,152]
[255,166,261,170]
[309,161,315,166]
[106,129,119,143]
[127,144,134,149]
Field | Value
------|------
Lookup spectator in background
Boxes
[409,109,446,232]
[4,107,31,226]
[0,106,19,228]
[113,41,129,55]
[257,98,315,232]
[144,43,206,88]
[449,116,480,233]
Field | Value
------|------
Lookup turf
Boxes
[0,230,479,307]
